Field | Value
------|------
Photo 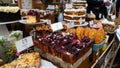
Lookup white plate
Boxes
[0,20,20,25]
[19,20,46,25]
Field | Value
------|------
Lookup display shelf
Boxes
[0,20,20,36]
[19,20,46,25]
[19,20,38,39]
[0,20,20,25]
[91,36,115,68]
[19,19,51,39]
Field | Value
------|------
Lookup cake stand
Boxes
[0,20,20,64]
[19,20,46,40]
[0,20,20,36]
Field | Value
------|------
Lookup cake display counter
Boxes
[34,31,93,68]
[36,47,92,68]
[0,0,119,68]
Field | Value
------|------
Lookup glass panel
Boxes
[42,0,60,5]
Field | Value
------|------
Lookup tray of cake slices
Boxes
[34,26,106,68]
[34,29,94,68]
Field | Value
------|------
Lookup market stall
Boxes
[0,0,120,68]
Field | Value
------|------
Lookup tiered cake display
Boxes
[64,7,86,26]
[73,1,87,8]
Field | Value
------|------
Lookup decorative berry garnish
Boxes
[27,10,38,16]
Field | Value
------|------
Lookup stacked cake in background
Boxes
[73,1,87,8]
[64,7,86,25]
[0,6,21,22]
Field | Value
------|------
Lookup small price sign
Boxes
[99,13,102,19]
[111,15,116,20]
[89,20,94,27]
[71,0,77,2]
[65,3,73,9]
[51,22,63,32]
[116,27,120,41]
[79,18,82,24]
[15,36,33,53]
[116,33,120,41]
[48,5,55,10]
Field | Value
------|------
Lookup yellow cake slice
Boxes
[27,16,37,24]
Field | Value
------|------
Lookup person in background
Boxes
[87,0,112,20]
[116,0,120,18]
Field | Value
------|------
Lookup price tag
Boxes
[66,23,71,29]
[21,0,32,9]
[69,20,74,28]
[15,36,33,53]
[116,27,120,41]
[71,0,77,2]
[79,18,82,24]
[48,5,55,10]
[116,25,120,41]
[116,33,120,41]
[111,15,116,20]
[89,20,94,27]
[65,3,73,9]
[99,13,102,19]
[47,20,51,24]
[41,19,51,24]
[51,22,63,32]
